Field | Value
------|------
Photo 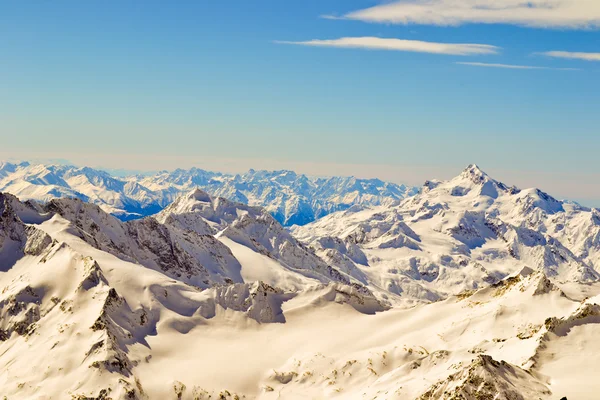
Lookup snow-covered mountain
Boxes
[293,164,600,305]
[0,162,418,226]
[0,188,388,398]
[1,165,599,399]
[143,168,418,226]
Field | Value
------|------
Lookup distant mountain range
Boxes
[0,161,418,226]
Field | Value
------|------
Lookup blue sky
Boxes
[1,1,599,205]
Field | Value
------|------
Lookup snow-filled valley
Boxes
[0,164,599,399]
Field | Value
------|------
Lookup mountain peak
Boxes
[460,164,490,184]
[187,188,212,203]
[157,188,215,218]
[454,164,518,198]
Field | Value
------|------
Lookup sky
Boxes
[0,1,599,205]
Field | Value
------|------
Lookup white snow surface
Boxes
[293,164,600,305]
[0,162,418,226]
[0,164,599,399]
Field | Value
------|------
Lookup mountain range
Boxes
[0,161,418,226]
[293,164,600,305]
[0,164,598,399]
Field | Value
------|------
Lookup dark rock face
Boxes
[0,193,54,272]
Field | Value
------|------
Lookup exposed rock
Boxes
[417,355,551,400]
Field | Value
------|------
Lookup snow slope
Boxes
[293,164,600,305]
[1,165,599,399]
[0,162,418,226]
[0,190,391,398]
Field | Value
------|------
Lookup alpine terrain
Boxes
[0,164,598,399]
[0,162,418,226]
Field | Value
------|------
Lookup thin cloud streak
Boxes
[456,62,580,71]
[336,0,600,29]
[275,37,499,56]
[541,51,600,61]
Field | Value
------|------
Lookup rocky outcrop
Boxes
[417,355,551,400]
[196,281,291,323]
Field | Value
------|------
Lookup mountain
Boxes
[1,165,599,399]
[0,162,418,226]
[293,164,600,305]
[0,189,389,398]
[142,168,418,226]
[42,188,371,291]
[0,162,164,220]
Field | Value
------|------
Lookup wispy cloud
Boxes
[457,62,580,71]
[540,51,600,61]
[275,37,499,56]
[334,0,600,29]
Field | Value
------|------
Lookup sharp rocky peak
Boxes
[447,164,519,197]
[187,188,213,203]
[459,164,493,185]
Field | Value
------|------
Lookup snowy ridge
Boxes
[0,189,388,398]
[42,189,365,290]
[293,164,600,305]
[1,165,600,399]
[0,162,418,226]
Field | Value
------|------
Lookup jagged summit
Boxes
[460,163,489,182]
[418,355,551,399]
[421,164,521,200]
[447,164,517,199]
[294,164,600,304]
[185,187,213,203]
[157,188,262,229]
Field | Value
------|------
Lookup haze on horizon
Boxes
[1,1,598,205]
